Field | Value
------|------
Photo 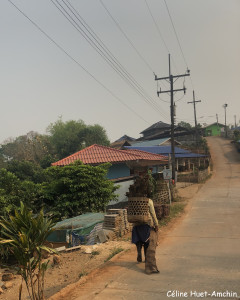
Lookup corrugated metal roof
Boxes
[123,149,168,161]
[175,153,207,158]
[140,121,170,134]
[125,146,207,158]
[114,135,136,142]
[204,122,225,128]
[131,138,170,147]
[125,145,191,154]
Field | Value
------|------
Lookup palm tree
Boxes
[0,202,56,300]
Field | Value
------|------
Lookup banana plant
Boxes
[0,202,56,300]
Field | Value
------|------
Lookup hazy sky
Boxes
[1,0,240,143]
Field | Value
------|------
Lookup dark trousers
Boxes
[136,241,149,262]
[145,229,158,273]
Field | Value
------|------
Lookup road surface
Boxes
[71,137,240,300]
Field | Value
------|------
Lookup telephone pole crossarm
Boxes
[187,100,201,104]
[155,74,190,81]
[158,87,186,96]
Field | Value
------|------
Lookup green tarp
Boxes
[47,212,105,243]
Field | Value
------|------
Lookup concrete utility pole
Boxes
[223,103,228,138]
[216,113,219,136]
[187,90,201,145]
[155,54,190,182]
[234,115,237,128]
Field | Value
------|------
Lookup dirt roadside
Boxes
[0,182,201,300]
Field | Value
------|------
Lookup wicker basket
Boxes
[127,197,149,224]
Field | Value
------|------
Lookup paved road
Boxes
[73,137,240,300]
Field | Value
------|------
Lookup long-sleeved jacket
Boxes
[148,198,158,228]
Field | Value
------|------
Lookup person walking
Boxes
[132,198,159,274]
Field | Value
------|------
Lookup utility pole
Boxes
[223,103,228,138]
[155,54,190,182]
[187,90,201,145]
[234,115,237,128]
[216,113,219,136]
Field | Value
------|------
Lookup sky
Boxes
[0,0,240,143]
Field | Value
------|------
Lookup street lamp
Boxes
[223,104,228,138]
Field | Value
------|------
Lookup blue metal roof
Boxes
[125,146,206,158]
[125,145,190,154]
[175,153,206,158]
[131,138,170,147]
[231,127,240,131]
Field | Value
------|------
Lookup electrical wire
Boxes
[99,0,154,75]
[7,0,151,125]
[144,0,191,106]
[175,94,185,102]
[69,0,170,117]
[51,0,170,120]
[163,0,195,91]
[144,0,179,74]
[163,0,188,69]
[99,0,169,95]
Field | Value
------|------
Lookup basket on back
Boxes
[127,197,149,224]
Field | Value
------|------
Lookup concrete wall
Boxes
[178,168,210,183]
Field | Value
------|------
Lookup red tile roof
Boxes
[52,144,168,166]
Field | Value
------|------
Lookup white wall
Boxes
[108,179,134,205]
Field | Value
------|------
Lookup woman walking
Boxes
[132,198,159,274]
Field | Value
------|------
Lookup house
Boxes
[52,144,167,179]
[139,121,196,144]
[140,121,171,139]
[110,134,136,150]
[125,145,208,172]
[204,122,225,136]
[52,144,168,206]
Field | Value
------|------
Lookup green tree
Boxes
[0,202,56,300]
[80,124,110,147]
[0,169,43,217]
[0,132,55,166]
[47,118,86,159]
[47,118,110,159]
[0,169,21,216]
[177,121,193,130]
[6,160,47,183]
[41,162,118,219]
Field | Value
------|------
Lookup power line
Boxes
[67,0,169,119]
[163,0,188,69]
[7,0,150,125]
[163,0,195,90]
[51,0,169,120]
[99,0,154,74]
[144,0,179,74]
[175,117,195,123]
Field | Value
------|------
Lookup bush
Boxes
[41,161,118,219]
